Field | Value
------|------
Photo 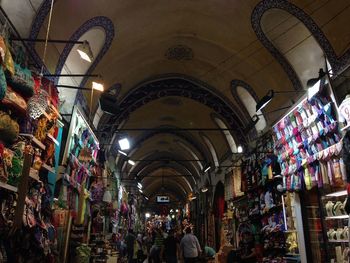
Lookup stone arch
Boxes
[251,0,350,91]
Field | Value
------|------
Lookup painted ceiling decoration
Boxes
[165,45,194,60]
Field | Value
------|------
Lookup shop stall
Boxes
[0,35,62,262]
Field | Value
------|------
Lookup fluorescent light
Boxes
[204,166,211,173]
[145,196,149,200]
[201,187,208,193]
[77,41,93,62]
[139,189,143,193]
[118,150,128,156]
[92,81,104,92]
[237,145,243,153]
[307,80,320,99]
[145,213,150,218]
[325,190,347,197]
[119,138,130,150]
[128,160,135,166]
[137,183,142,189]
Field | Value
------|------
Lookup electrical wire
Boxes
[40,0,54,76]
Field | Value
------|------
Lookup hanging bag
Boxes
[5,45,34,97]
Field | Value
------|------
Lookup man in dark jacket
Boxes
[125,229,136,263]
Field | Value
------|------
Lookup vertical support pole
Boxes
[63,215,73,263]
[294,193,308,263]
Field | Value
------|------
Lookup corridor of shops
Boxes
[0,0,350,262]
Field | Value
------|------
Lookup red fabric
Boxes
[215,196,225,219]
[347,183,350,195]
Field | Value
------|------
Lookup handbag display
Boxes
[0,66,6,100]
[5,46,34,97]
[2,86,27,113]
[0,111,19,144]
[6,63,34,97]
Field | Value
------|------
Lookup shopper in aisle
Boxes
[149,228,165,263]
[125,229,137,263]
[180,227,202,263]
[238,232,256,263]
[163,229,179,263]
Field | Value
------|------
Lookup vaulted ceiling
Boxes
[2,0,350,206]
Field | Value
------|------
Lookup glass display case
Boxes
[322,188,349,263]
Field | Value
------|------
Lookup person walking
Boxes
[180,227,202,263]
[125,229,136,263]
[163,229,179,263]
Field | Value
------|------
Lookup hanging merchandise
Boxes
[4,45,34,98]
[272,82,343,192]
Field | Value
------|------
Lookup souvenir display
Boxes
[273,86,344,191]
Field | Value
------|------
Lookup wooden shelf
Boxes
[325,215,349,220]
[47,134,59,146]
[29,168,40,181]
[329,239,349,243]
[19,133,46,150]
[42,163,55,173]
[0,182,18,192]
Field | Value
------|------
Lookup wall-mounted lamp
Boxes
[119,137,130,150]
[11,38,94,63]
[256,89,304,112]
[77,40,94,62]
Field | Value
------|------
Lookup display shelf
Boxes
[0,181,18,192]
[328,240,349,243]
[42,163,55,173]
[325,190,347,198]
[29,168,40,181]
[325,215,349,220]
[19,133,46,150]
[284,230,298,233]
[47,134,59,146]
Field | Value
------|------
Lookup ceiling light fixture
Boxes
[139,189,143,193]
[92,81,104,92]
[256,90,274,112]
[256,89,305,112]
[201,187,208,193]
[77,40,94,62]
[237,145,243,153]
[203,166,211,173]
[118,150,128,156]
[145,213,151,218]
[128,160,135,166]
[306,68,326,88]
[137,182,142,189]
[118,138,130,150]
